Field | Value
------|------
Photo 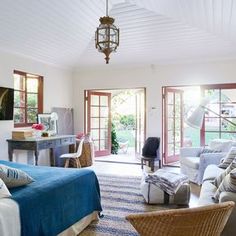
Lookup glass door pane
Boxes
[88,91,111,157]
[164,88,183,164]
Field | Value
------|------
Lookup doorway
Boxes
[162,86,201,166]
[85,88,146,163]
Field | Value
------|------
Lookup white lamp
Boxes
[185,97,210,129]
[186,93,236,129]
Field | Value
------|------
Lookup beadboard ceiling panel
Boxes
[0,0,236,68]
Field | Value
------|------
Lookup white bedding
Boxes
[0,198,98,236]
[0,198,20,236]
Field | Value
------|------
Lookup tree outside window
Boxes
[13,70,43,127]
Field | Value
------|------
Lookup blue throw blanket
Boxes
[0,160,102,236]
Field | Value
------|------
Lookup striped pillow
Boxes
[0,164,34,188]
[214,160,236,187]
[213,169,236,202]
[0,178,11,198]
[218,147,236,169]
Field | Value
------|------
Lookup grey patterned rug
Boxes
[80,174,177,236]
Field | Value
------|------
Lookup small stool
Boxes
[141,157,161,172]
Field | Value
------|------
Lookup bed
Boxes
[0,160,102,236]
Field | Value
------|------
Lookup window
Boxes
[13,70,43,127]
[201,84,236,145]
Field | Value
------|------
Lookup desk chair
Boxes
[60,139,84,168]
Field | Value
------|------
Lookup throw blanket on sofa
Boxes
[145,169,189,195]
[0,160,102,236]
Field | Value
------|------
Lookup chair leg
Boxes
[151,160,154,172]
[64,159,70,168]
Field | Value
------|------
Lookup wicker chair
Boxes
[126,201,235,236]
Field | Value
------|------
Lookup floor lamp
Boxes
[186,97,236,129]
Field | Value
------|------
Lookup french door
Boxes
[163,88,183,164]
[135,89,145,155]
[87,91,111,157]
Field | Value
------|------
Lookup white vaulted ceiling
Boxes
[0,0,236,68]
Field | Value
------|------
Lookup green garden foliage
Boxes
[111,123,119,154]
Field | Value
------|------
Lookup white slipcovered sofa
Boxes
[180,139,235,185]
[199,164,236,236]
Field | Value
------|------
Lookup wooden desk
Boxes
[7,135,76,166]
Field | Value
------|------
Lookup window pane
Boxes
[91,95,99,106]
[100,118,108,129]
[167,105,173,117]
[221,103,236,118]
[14,74,25,91]
[168,131,173,143]
[91,106,99,117]
[91,129,99,139]
[27,109,37,123]
[221,89,236,103]
[100,139,105,150]
[93,140,99,151]
[27,78,38,93]
[14,91,25,107]
[91,118,99,128]
[100,96,108,106]
[221,132,236,140]
[221,119,236,131]
[100,107,108,117]
[27,93,38,108]
[205,118,220,131]
[14,108,25,123]
[100,129,108,139]
[167,92,174,104]
[205,104,220,117]
[205,132,220,146]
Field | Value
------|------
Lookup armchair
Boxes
[180,147,227,185]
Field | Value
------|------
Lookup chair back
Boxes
[142,137,160,158]
[76,138,84,157]
[126,201,235,236]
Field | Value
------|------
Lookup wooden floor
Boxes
[88,161,201,207]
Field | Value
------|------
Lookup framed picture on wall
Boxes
[37,113,58,136]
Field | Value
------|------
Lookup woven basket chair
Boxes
[126,201,235,236]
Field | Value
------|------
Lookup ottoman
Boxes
[140,175,190,205]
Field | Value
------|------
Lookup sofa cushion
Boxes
[213,169,236,202]
[198,180,216,206]
[180,156,199,169]
[214,160,236,187]
[218,147,236,169]
[202,164,224,182]
[209,139,232,152]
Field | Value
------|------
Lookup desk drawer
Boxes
[38,140,55,149]
[61,137,74,145]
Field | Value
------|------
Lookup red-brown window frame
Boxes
[200,83,236,146]
[14,70,43,127]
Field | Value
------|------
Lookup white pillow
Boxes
[0,178,11,198]
[209,139,232,152]
[0,164,34,188]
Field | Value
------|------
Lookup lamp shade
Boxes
[185,105,205,129]
[185,96,211,129]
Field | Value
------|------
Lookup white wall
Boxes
[73,60,236,140]
[0,51,73,164]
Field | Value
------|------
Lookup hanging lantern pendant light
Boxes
[95,0,119,64]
